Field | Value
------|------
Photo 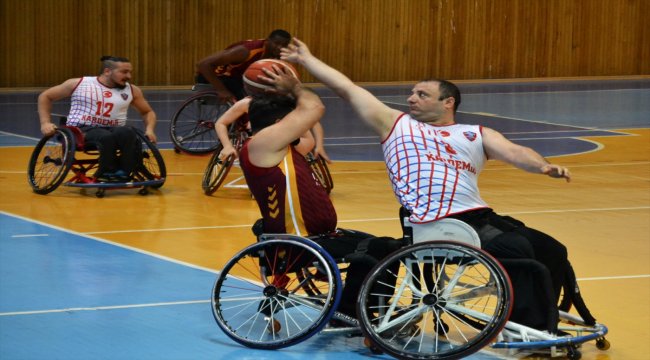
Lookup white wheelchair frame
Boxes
[210,217,609,360]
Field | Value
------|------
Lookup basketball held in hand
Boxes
[243,59,299,95]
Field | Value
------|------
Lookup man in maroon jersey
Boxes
[195,29,292,103]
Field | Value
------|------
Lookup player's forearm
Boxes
[298,55,355,100]
[215,123,234,148]
[37,93,54,125]
[509,146,550,174]
[142,111,157,133]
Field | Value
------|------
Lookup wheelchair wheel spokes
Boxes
[28,128,75,194]
[170,92,230,154]
[202,145,235,195]
[358,241,512,360]
[212,237,341,349]
[133,130,166,188]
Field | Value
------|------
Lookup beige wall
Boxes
[2,0,648,87]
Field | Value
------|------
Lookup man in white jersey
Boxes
[38,56,157,182]
[281,39,575,332]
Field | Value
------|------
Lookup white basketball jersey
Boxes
[67,77,132,127]
[381,114,489,223]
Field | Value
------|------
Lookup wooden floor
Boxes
[1,127,649,358]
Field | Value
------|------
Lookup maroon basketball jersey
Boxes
[214,39,266,78]
[240,140,337,236]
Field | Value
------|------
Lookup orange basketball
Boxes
[243,59,299,95]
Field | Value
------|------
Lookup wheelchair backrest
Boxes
[400,207,481,248]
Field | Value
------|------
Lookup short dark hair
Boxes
[100,56,130,73]
[422,79,461,113]
[268,29,291,42]
[248,95,296,134]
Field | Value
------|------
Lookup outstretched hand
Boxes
[541,164,571,182]
[280,38,312,64]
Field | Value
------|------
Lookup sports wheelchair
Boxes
[27,116,166,198]
[201,117,333,196]
[170,84,232,154]
[211,215,608,359]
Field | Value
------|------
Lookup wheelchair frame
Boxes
[27,121,166,198]
[211,218,609,359]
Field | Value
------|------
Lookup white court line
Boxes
[82,206,650,235]
[11,234,49,238]
[0,300,210,316]
[0,130,40,141]
[4,160,646,177]
[1,274,646,317]
[1,211,220,275]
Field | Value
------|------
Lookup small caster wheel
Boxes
[95,189,105,198]
[364,337,383,355]
[567,346,582,360]
[138,188,149,195]
[596,337,611,350]
[174,146,181,154]
[267,319,281,334]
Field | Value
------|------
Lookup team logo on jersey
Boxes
[440,130,450,137]
[463,131,477,141]
[121,93,129,101]
[103,91,112,98]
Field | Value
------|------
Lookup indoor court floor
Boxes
[1,77,649,359]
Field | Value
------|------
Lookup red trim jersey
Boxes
[381,113,489,223]
[214,39,266,78]
[66,77,132,127]
[240,140,337,236]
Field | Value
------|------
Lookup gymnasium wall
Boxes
[1,0,648,87]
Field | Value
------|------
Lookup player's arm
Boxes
[37,78,80,136]
[310,122,331,163]
[215,97,251,159]
[196,46,250,103]
[482,127,571,182]
[130,84,158,143]
[281,38,401,139]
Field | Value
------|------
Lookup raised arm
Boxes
[37,78,79,136]
[280,38,401,139]
[482,127,571,182]
[247,67,325,168]
[215,97,251,159]
[130,84,157,142]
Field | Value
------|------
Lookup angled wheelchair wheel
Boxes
[201,144,235,195]
[132,130,166,189]
[170,92,230,154]
[306,153,333,194]
[27,128,75,194]
[212,235,342,350]
[358,241,512,360]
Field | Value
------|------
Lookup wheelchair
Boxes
[170,84,232,154]
[27,117,166,198]
[202,121,333,196]
[211,208,610,359]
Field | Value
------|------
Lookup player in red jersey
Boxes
[195,29,292,103]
